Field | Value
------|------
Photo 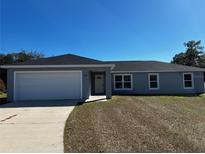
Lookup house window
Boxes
[114,74,132,90]
[183,73,194,89]
[148,73,159,89]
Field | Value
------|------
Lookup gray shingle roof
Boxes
[106,61,205,72]
[16,54,108,65]
[2,53,205,72]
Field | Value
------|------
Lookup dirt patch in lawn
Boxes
[64,96,205,152]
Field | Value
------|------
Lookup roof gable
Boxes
[15,54,105,65]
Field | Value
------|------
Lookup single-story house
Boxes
[1,54,205,102]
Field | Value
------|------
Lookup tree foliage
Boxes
[0,49,44,65]
[0,50,44,91]
[171,40,205,68]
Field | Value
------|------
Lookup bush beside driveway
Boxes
[0,92,7,104]
[64,95,205,152]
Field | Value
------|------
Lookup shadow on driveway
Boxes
[0,99,82,108]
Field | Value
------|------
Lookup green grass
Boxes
[0,92,7,104]
[64,95,205,153]
[200,93,205,98]
[0,92,7,98]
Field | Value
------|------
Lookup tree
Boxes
[0,50,44,65]
[0,50,44,91]
[171,40,205,68]
[198,54,205,68]
[172,52,186,65]
[14,50,44,63]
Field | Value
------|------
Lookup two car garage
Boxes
[14,71,82,101]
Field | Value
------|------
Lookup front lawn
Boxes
[64,95,205,152]
[0,92,7,104]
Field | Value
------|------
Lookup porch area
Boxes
[85,95,107,102]
[83,70,112,101]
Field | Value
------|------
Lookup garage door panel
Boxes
[15,71,82,101]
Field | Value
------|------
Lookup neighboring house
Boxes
[1,54,205,102]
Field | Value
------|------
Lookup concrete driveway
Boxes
[0,100,77,153]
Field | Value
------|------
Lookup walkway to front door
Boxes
[85,95,107,102]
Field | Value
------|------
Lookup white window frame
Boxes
[183,73,194,89]
[114,74,133,90]
[148,73,160,90]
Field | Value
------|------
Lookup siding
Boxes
[7,67,111,102]
[112,72,204,95]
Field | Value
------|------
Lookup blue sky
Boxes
[1,0,205,62]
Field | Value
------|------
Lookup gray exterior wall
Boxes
[112,72,204,95]
[7,67,204,102]
[7,67,112,102]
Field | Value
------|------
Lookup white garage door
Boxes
[14,71,82,101]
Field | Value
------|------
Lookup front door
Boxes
[94,74,105,94]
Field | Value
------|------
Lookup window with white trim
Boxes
[114,74,132,90]
[183,73,193,89]
[148,73,159,89]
